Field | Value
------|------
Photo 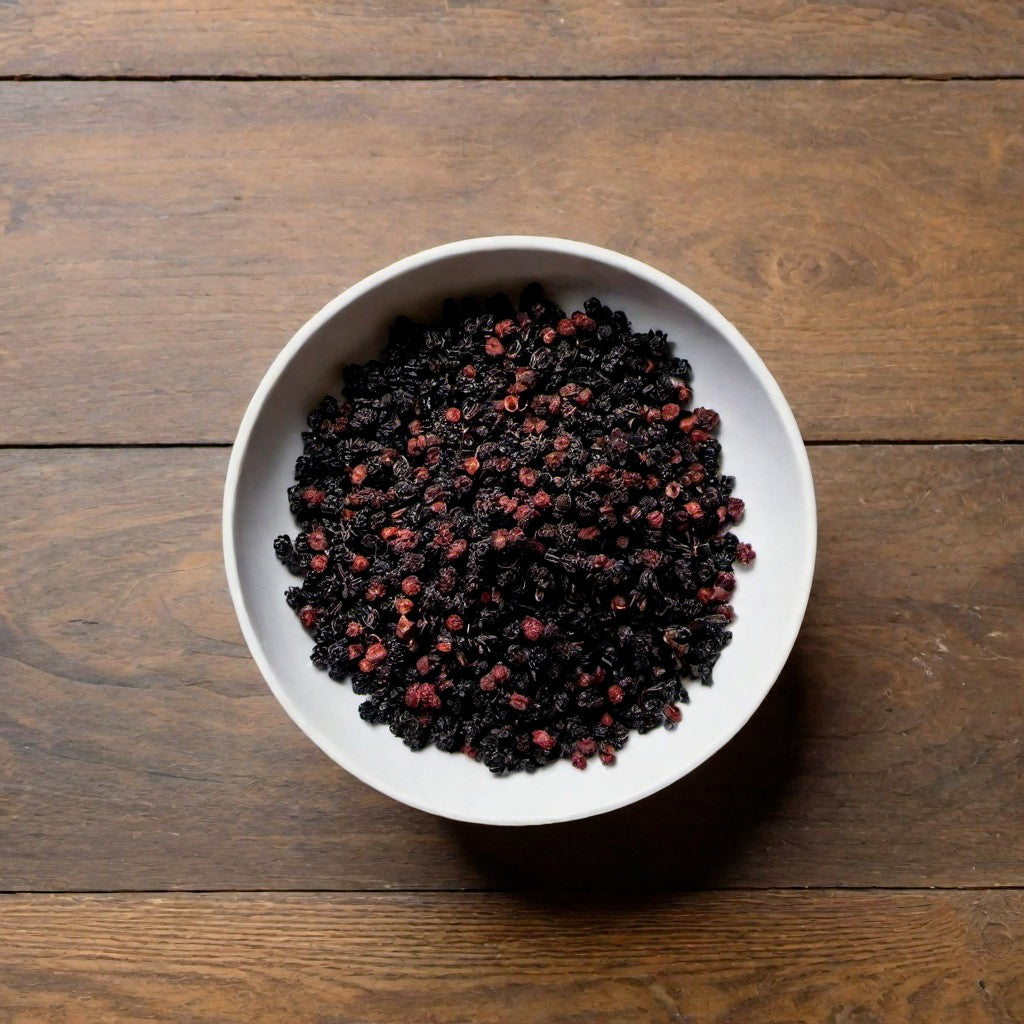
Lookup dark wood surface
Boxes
[1,446,1020,891]
[2,81,1023,444]
[2,8,1023,1018]
[2,1,1024,77]
[4,892,1023,1023]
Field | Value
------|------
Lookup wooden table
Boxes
[2,4,1023,1021]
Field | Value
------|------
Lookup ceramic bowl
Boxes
[223,236,816,825]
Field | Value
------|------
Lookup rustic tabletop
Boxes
[2,3,1023,1021]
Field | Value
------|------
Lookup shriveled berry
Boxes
[509,693,530,711]
[521,617,544,642]
[532,729,556,750]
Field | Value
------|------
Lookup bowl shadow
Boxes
[441,641,809,894]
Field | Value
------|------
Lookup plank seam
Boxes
[2,74,1024,83]
[1,886,1022,895]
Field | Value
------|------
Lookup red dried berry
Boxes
[532,730,556,750]
[556,318,576,336]
[401,575,421,596]
[521,617,544,642]
[639,549,662,568]
[309,553,328,572]
[494,319,516,338]
[302,486,326,506]
[577,526,600,542]
[576,737,598,755]
[463,456,480,475]
[737,542,756,564]
[347,644,364,661]
[575,387,593,407]
[350,555,370,573]
[298,606,317,629]
[607,684,625,704]
[484,337,505,357]
[447,539,468,560]
[445,614,464,632]
[571,311,596,332]
[345,621,363,638]
[645,510,665,529]
[570,750,588,770]
[365,642,388,665]
[509,693,530,711]
[540,326,557,345]
[663,703,682,724]
[661,403,680,421]
[610,595,627,611]
[600,713,614,728]
[491,664,510,683]
[444,407,462,423]
[727,497,745,521]
[518,466,538,487]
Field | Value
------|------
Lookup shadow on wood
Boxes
[444,641,810,892]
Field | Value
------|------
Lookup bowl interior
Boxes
[226,239,815,825]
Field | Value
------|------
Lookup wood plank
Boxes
[1,445,1022,891]
[3,892,1023,1023]
[1,81,1023,444]
[1,1,1023,77]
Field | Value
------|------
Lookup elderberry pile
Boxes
[274,285,755,774]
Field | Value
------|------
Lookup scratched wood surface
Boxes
[1,81,1022,445]
[2,0,1024,77]
[4,892,1023,1023]
[1,445,1020,892]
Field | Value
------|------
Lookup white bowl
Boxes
[223,236,816,826]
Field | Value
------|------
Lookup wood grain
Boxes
[3,892,1023,1023]
[1,445,1021,892]
[2,81,1023,444]
[1,1,1023,77]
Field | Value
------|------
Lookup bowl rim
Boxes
[223,235,817,825]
